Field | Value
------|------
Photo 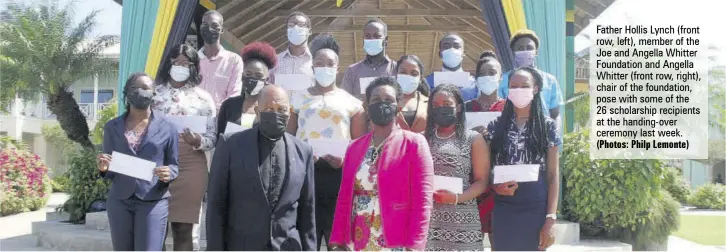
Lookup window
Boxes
[79,90,114,104]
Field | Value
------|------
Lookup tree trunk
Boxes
[47,89,94,150]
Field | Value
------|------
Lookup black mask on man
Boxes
[368,101,397,126]
[201,26,220,45]
[258,112,288,140]
[127,89,154,110]
[432,107,457,127]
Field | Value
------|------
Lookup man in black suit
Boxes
[206,85,316,251]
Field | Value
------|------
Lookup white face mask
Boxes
[508,88,534,108]
[287,26,309,46]
[476,75,499,96]
[170,65,190,82]
[363,39,384,56]
[441,48,464,68]
[397,74,419,95]
[314,67,337,87]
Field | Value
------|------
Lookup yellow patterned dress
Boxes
[350,145,404,251]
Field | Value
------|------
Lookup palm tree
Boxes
[0,0,119,149]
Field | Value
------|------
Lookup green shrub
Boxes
[615,190,681,250]
[61,148,110,223]
[51,172,70,192]
[0,147,52,216]
[662,166,691,204]
[688,183,726,210]
[561,130,665,235]
[91,101,117,145]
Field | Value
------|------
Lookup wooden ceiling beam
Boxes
[231,1,288,36]
[271,8,483,17]
[217,0,245,15]
[316,24,476,32]
[575,0,600,19]
[224,0,271,31]
[430,32,440,73]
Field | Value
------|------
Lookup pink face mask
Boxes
[508,88,534,108]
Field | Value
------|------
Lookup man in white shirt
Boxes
[269,12,314,86]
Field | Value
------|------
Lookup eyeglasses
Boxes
[287,22,309,28]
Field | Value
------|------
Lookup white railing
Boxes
[2,99,113,121]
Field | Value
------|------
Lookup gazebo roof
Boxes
[217,0,494,74]
[574,0,616,35]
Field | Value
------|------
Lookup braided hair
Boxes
[490,67,549,162]
[122,72,152,112]
[424,84,466,143]
[395,55,430,97]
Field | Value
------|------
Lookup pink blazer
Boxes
[329,129,434,250]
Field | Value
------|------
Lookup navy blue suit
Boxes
[102,112,180,251]
[206,127,316,251]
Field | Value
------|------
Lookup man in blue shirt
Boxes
[498,29,563,119]
[425,33,478,101]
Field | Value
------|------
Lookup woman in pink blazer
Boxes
[328,76,434,251]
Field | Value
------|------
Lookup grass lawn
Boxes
[673,215,726,246]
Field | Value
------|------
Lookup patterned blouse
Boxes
[484,116,561,204]
[350,144,403,251]
[152,83,217,150]
[290,88,362,141]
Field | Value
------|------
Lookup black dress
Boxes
[484,116,561,251]
[216,96,244,140]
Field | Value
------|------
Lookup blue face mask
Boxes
[441,48,464,68]
[364,39,384,56]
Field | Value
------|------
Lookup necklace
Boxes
[435,129,455,139]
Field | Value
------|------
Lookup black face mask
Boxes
[368,101,397,126]
[258,111,289,140]
[201,27,220,45]
[127,89,154,110]
[242,76,264,96]
[432,107,457,127]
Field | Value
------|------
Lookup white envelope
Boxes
[276,74,314,91]
[434,71,471,88]
[166,115,207,133]
[493,164,540,184]
[359,77,377,94]
[109,151,156,182]
[433,175,463,194]
[465,112,501,129]
[307,139,349,158]
[225,122,248,134]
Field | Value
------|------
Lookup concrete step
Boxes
[85,211,577,247]
[32,221,206,251]
[85,206,207,240]
[547,239,633,251]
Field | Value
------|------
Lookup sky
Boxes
[0,0,122,37]
[574,0,726,66]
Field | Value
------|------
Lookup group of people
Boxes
[96,9,563,251]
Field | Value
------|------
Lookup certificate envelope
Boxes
[434,72,471,88]
[434,175,463,194]
[359,77,377,94]
[493,164,540,184]
[465,112,501,129]
[307,139,349,158]
[166,116,207,133]
[109,151,155,182]
[224,122,248,134]
[276,74,314,91]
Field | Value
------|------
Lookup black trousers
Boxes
[314,159,342,250]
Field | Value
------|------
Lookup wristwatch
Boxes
[546,214,557,220]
